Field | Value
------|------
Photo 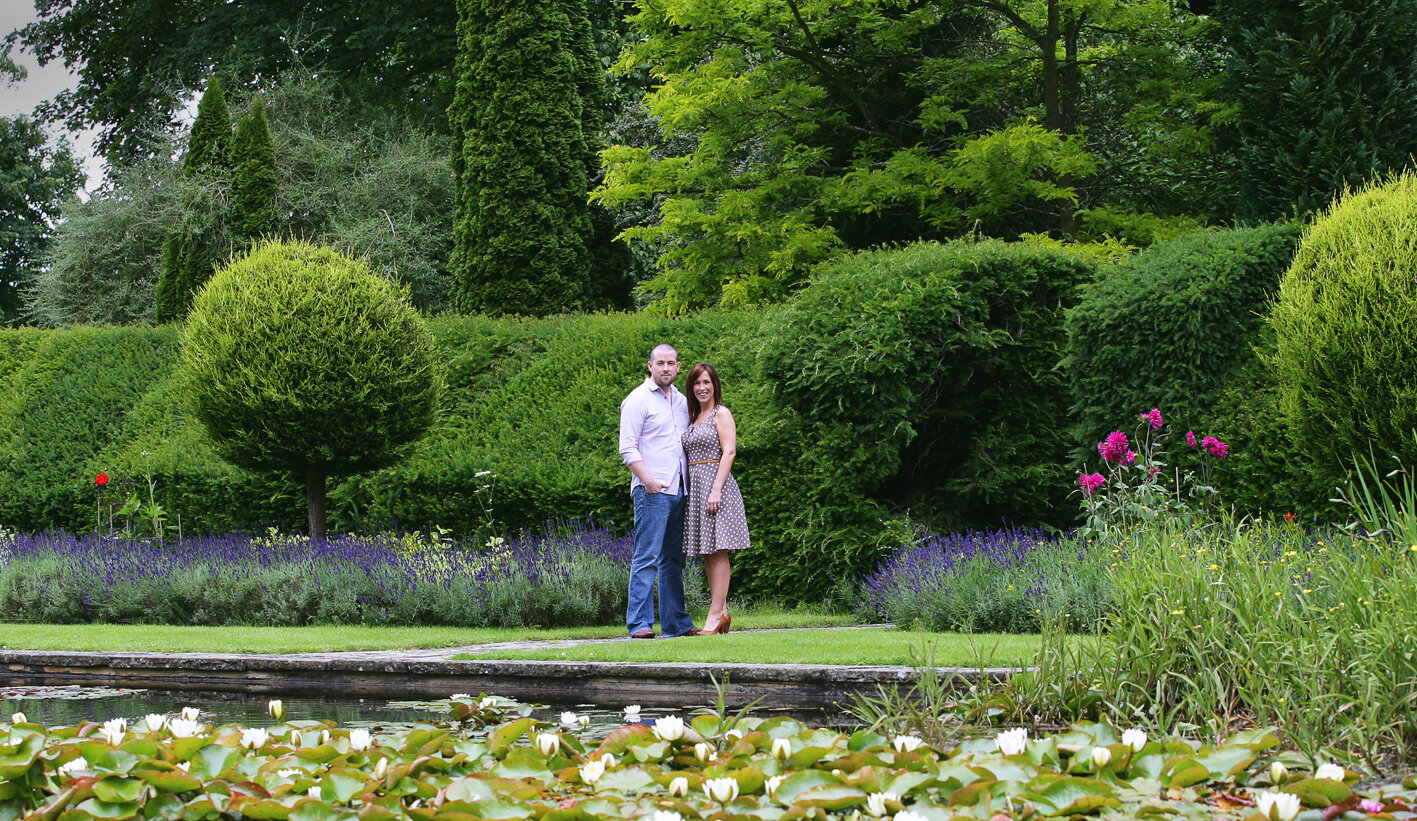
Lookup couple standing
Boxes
[617,343,750,638]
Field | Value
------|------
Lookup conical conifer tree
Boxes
[156,75,232,323]
[229,99,278,240]
[450,0,627,315]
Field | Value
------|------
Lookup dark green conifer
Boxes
[229,99,278,241]
[156,75,232,322]
[450,0,627,315]
[1219,0,1417,221]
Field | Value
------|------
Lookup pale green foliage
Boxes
[1271,171,1417,475]
[181,239,443,478]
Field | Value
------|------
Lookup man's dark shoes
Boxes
[631,629,656,639]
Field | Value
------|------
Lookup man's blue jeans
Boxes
[627,486,695,637]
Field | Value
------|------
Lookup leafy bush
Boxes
[181,239,443,537]
[1062,223,1306,514]
[1272,172,1417,483]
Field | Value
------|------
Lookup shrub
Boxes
[181,239,443,537]
[1272,172,1417,483]
[1062,223,1305,514]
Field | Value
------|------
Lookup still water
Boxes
[0,686,845,733]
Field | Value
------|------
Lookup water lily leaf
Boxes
[453,741,488,760]
[54,809,95,821]
[0,781,17,800]
[1160,756,1211,789]
[490,719,535,759]
[1222,728,1279,751]
[691,715,722,738]
[1024,776,1121,816]
[595,725,658,758]
[948,777,1000,807]
[770,771,842,805]
[472,800,535,819]
[628,741,669,762]
[1287,778,1353,806]
[73,798,140,820]
[289,799,343,821]
[164,736,211,761]
[136,767,202,794]
[1026,735,1063,769]
[357,803,397,821]
[410,730,452,759]
[142,792,184,821]
[230,799,291,820]
[791,783,867,810]
[492,750,552,783]
[1127,753,1167,779]
[848,730,887,752]
[441,777,494,804]
[597,766,655,791]
[1193,747,1255,779]
[0,733,42,778]
[539,808,599,821]
[787,747,830,768]
[935,762,983,791]
[193,745,240,779]
[325,771,370,803]
[883,770,935,796]
[91,777,145,804]
[976,759,1037,783]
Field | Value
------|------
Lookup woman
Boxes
[681,362,751,635]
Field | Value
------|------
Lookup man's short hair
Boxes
[649,343,678,361]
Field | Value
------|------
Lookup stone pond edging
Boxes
[0,648,1019,710]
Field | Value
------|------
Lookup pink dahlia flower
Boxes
[1185,430,1197,448]
[1143,408,1163,430]
[1079,473,1106,494]
[1201,436,1229,459]
[1098,431,1129,463]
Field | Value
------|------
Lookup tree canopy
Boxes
[0,115,83,326]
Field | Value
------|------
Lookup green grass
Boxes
[453,628,1043,667]
[0,606,864,654]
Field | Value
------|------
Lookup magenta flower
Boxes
[1202,436,1229,459]
[1148,466,1160,478]
[1142,408,1163,430]
[1123,450,1137,465]
[1078,473,1105,494]
[1098,431,1129,463]
[1359,799,1384,814]
[1185,430,1197,448]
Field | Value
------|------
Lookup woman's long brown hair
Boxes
[685,362,722,422]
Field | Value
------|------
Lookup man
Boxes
[617,343,697,639]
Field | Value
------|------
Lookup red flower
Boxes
[1284,511,1295,523]
[95,473,109,487]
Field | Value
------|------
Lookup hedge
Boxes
[0,239,1095,601]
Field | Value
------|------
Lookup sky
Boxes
[0,0,106,192]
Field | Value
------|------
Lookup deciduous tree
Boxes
[0,115,83,325]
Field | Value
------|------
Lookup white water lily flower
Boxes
[142,714,167,733]
[1090,746,1112,768]
[765,775,784,798]
[240,728,270,749]
[1270,761,1289,783]
[180,707,200,722]
[1315,762,1346,781]
[669,776,689,798]
[307,786,321,799]
[694,742,712,762]
[348,729,372,751]
[174,761,190,772]
[57,757,86,775]
[166,718,202,738]
[1122,728,1147,751]
[602,753,617,769]
[896,812,930,821]
[319,729,331,746]
[477,696,496,709]
[560,711,579,728]
[268,700,284,721]
[277,769,301,779]
[535,733,560,757]
[577,714,590,728]
[724,728,744,741]
[995,728,1029,756]
[891,734,924,753]
[624,705,641,721]
[99,718,126,745]
[651,811,684,821]
[450,693,470,700]
[9,712,26,725]
[1256,790,1301,821]
[704,776,739,804]
[579,757,607,784]
[654,715,685,741]
[865,791,898,817]
[373,757,388,779]
[771,737,792,761]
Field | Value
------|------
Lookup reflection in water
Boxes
[0,686,849,734]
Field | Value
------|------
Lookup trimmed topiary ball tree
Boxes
[1272,171,1417,480]
[180,239,443,538]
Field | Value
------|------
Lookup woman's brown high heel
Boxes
[696,613,732,635]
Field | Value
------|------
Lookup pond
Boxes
[0,685,851,733]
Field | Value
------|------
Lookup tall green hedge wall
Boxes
[0,239,1094,600]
